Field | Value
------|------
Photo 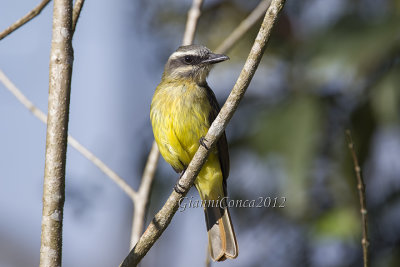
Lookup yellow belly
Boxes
[150,80,224,200]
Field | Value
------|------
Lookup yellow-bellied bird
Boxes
[150,45,238,261]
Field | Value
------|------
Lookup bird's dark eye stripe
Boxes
[183,55,199,64]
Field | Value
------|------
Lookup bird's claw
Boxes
[174,181,186,194]
[199,136,209,150]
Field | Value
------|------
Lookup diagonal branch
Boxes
[120,0,286,266]
[345,130,369,267]
[72,0,85,34]
[0,70,47,123]
[0,69,137,201]
[215,0,272,54]
[68,136,137,200]
[0,0,52,41]
[0,0,137,202]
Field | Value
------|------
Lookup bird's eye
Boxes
[184,55,194,64]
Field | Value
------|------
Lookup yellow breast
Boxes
[150,79,212,172]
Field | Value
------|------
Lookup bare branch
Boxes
[130,142,160,249]
[182,0,204,45]
[0,0,51,41]
[0,0,85,40]
[0,70,138,201]
[120,1,286,266]
[72,0,85,34]
[68,136,137,200]
[0,70,47,123]
[39,0,73,266]
[345,130,369,267]
[215,0,272,54]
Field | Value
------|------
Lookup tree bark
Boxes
[39,1,73,266]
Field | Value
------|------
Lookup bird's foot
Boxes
[174,181,187,194]
[199,136,209,150]
[174,170,187,194]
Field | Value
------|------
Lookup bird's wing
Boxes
[205,84,230,194]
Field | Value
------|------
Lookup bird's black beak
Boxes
[202,53,229,64]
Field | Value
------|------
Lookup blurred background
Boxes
[1,0,399,266]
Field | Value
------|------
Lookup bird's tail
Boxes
[204,202,238,261]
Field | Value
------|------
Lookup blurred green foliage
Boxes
[313,208,360,239]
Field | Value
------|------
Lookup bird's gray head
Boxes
[163,44,229,84]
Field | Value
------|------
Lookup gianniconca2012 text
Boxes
[178,196,286,212]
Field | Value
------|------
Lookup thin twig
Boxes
[72,0,85,34]
[345,130,369,267]
[182,0,204,45]
[130,142,160,249]
[39,0,73,266]
[67,136,137,200]
[0,70,138,201]
[215,0,272,54]
[120,1,286,266]
[0,0,52,41]
[0,70,47,123]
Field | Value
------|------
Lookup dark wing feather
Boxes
[204,84,230,195]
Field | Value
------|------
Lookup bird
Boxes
[150,44,238,261]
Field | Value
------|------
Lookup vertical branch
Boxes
[345,130,369,267]
[182,0,204,45]
[130,142,160,249]
[39,0,73,266]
